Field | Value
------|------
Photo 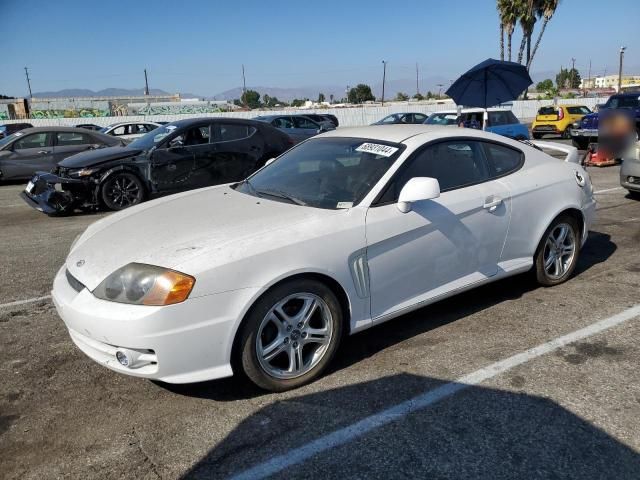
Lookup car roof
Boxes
[431,108,512,114]
[105,121,161,127]
[320,124,462,143]
[167,117,267,127]
[8,126,107,134]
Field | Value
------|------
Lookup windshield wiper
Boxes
[256,188,307,206]
[237,178,261,197]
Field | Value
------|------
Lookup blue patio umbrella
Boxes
[445,58,533,109]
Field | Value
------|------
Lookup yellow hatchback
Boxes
[531,105,592,139]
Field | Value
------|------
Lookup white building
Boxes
[580,74,640,91]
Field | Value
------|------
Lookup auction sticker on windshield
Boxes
[355,143,399,157]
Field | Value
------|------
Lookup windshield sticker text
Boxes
[355,143,399,157]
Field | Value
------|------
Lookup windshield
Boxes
[425,113,458,125]
[235,137,404,209]
[0,132,21,148]
[128,124,178,150]
[605,96,640,109]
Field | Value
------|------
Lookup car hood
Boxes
[59,146,143,168]
[66,185,344,290]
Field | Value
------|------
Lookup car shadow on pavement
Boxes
[159,231,616,402]
[179,373,640,479]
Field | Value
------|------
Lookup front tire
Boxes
[534,215,580,286]
[237,279,343,392]
[101,172,144,211]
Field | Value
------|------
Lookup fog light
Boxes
[115,350,129,367]
[629,176,636,183]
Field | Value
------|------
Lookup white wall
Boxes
[2,97,606,129]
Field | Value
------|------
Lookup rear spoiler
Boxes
[529,141,579,164]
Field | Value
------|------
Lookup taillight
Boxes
[558,108,564,120]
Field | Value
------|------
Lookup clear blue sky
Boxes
[1,0,639,97]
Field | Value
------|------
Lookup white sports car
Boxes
[53,125,596,391]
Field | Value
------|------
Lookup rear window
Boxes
[537,106,558,115]
[425,113,458,125]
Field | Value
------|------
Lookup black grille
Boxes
[66,269,85,292]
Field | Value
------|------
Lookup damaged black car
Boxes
[21,118,293,215]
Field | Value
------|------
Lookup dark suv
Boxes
[0,122,33,139]
[571,93,640,149]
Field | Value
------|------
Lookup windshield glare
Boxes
[0,132,20,148]
[128,125,177,149]
[235,137,404,209]
[425,113,458,125]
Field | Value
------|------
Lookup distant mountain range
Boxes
[32,88,202,99]
[31,70,557,102]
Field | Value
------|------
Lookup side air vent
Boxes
[349,251,370,298]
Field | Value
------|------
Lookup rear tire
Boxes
[532,132,542,140]
[237,279,343,392]
[534,215,581,287]
[562,127,572,139]
[101,172,144,211]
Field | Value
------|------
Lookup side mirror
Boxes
[397,177,440,213]
[265,157,276,166]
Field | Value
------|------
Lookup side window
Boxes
[273,117,293,129]
[14,133,49,150]
[482,142,523,177]
[378,140,490,203]
[414,113,427,123]
[143,124,158,133]
[56,132,91,146]
[293,116,318,129]
[181,126,210,146]
[216,123,256,142]
[506,111,519,124]
[112,126,126,136]
[380,115,398,124]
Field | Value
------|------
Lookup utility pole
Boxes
[345,85,350,104]
[585,59,591,97]
[437,83,444,98]
[144,69,150,96]
[381,60,387,106]
[24,67,33,99]
[242,64,247,107]
[415,63,419,97]
[570,58,576,90]
[618,46,626,93]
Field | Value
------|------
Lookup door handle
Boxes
[483,196,503,212]
[38,150,51,155]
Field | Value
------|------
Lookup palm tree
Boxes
[497,0,518,61]
[517,0,537,65]
[527,0,560,68]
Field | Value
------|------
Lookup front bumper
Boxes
[620,156,640,192]
[570,128,598,138]
[20,172,87,215]
[52,265,259,383]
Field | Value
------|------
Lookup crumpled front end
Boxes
[20,170,95,215]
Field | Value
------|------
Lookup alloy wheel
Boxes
[543,223,576,280]
[107,175,141,208]
[256,293,333,379]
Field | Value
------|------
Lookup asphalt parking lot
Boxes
[1,141,639,479]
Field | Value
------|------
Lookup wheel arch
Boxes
[229,271,353,370]
[534,206,585,257]
[97,165,150,200]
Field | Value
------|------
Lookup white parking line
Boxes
[594,187,623,194]
[0,295,51,309]
[231,304,640,480]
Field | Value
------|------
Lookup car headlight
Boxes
[93,263,195,306]
[69,168,97,177]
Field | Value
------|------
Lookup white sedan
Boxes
[99,122,161,141]
[53,125,596,391]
